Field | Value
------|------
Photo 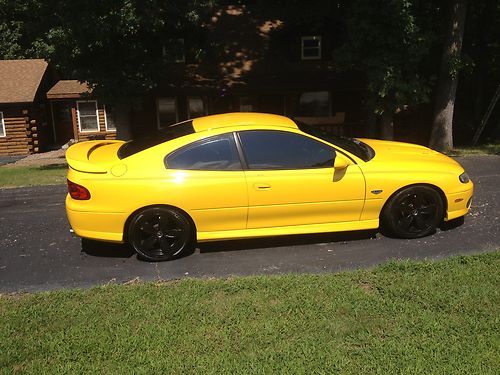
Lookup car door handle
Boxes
[254,183,271,190]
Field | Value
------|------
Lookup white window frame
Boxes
[0,112,5,137]
[187,96,206,119]
[301,36,322,60]
[103,105,116,132]
[76,100,100,133]
[156,97,178,129]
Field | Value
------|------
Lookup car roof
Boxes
[191,112,298,132]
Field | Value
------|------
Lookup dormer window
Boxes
[301,36,321,60]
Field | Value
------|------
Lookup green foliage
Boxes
[334,0,443,114]
[462,0,500,79]
[454,0,500,143]
[1,251,499,373]
[0,0,215,101]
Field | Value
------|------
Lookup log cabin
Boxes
[46,80,116,146]
[0,59,56,155]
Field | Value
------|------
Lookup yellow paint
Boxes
[65,113,473,243]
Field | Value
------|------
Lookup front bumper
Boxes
[445,185,474,221]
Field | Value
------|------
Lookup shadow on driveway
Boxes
[198,230,378,253]
[79,218,465,261]
[81,239,135,259]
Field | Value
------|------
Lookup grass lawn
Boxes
[0,165,67,188]
[447,143,500,156]
[1,252,498,374]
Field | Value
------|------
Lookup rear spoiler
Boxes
[66,140,124,174]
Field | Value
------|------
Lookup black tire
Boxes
[128,206,195,261]
[381,186,444,239]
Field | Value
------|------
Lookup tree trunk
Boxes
[380,111,394,140]
[429,0,468,151]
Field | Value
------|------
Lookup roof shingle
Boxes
[46,80,91,99]
[0,59,48,104]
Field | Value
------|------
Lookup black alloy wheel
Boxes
[128,207,194,261]
[382,186,444,239]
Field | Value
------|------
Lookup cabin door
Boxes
[51,101,75,146]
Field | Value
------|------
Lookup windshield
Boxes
[117,120,195,159]
[295,121,374,162]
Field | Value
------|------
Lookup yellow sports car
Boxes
[66,113,473,261]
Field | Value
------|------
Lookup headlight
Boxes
[459,172,470,183]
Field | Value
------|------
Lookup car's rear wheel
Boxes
[128,206,194,261]
[381,186,444,239]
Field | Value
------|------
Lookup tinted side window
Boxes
[165,133,241,171]
[238,130,335,170]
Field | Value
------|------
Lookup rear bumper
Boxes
[445,185,474,221]
[66,195,126,243]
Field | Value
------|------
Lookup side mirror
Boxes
[334,155,351,169]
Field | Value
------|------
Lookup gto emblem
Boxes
[371,189,383,195]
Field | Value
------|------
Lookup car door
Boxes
[164,133,248,232]
[237,130,365,229]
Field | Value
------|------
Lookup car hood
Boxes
[357,138,462,170]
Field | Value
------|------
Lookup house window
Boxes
[77,101,99,132]
[157,97,178,128]
[187,97,206,119]
[104,105,116,131]
[162,39,185,63]
[240,96,254,112]
[259,95,285,115]
[299,91,331,116]
[0,112,5,137]
[301,36,321,60]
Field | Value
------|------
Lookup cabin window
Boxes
[187,97,206,119]
[104,106,116,131]
[301,36,321,60]
[77,101,99,132]
[157,97,178,128]
[299,91,331,116]
[0,112,5,137]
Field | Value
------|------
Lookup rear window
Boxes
[118,120,195,159]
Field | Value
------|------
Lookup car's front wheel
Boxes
[381,186,444,239]
[128,206,195,261]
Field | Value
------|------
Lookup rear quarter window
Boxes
[165,133,242,171]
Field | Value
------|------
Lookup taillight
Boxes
[67,179,91,200]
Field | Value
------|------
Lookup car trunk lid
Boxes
[66,140,125,173]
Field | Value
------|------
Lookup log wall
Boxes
[0,107,39,155]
